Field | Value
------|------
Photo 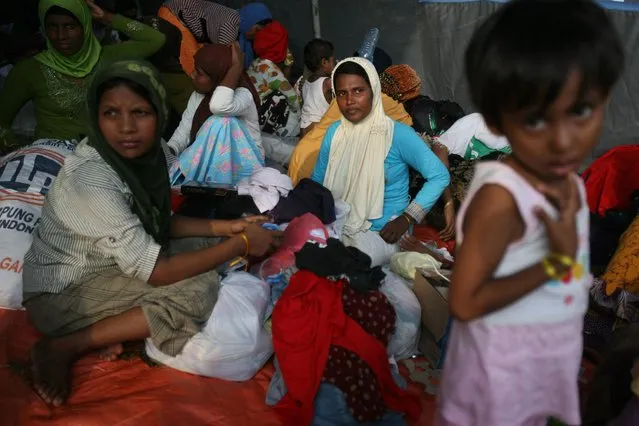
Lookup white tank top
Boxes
[300,77,330,129]
[456,162,591,326]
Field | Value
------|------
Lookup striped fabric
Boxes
[23,141,162,294]
[165,0,240,45]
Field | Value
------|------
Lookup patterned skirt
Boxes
[169,115,264,186]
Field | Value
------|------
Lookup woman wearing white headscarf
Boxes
[311,57,449,266]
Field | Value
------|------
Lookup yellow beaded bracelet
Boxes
[542,255,574,280]
[548,253,574,268]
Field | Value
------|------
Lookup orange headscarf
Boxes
[380,64,422,102]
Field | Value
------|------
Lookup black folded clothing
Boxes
[295,238,385,293]
[270,178,336,224]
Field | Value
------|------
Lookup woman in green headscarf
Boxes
[0,0,167,155]
[22,60,281,406]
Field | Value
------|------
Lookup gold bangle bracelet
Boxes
[240,233,249,258]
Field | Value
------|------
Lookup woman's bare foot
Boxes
[30,339,76,406]
[98,343,123,361]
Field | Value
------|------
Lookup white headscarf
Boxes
[322,57,395,236]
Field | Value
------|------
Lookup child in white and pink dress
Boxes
[435,0,625,425]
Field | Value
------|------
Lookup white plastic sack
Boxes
[0,139,75,309]
[145,272,273,381]
[437,112,510,159]
[344,230,399,268]
[390,251,443,281]
[380,269,422,360]
[261,133,297,166]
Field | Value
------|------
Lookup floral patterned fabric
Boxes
[602,215,639,296]
[169,116,264,185]
[247,58,300,137]
[321,285,397,422]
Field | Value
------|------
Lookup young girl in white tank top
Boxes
[300,77,330,130]
[436,1,624,425]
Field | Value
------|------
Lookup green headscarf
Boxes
[35,0,102,78]
[86,60,171,245]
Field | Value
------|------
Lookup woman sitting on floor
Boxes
[23,60,281,406]
[0,0,165,155]
[247,21,301,138]
[167,42,264,184]
[287,56,413,186]
[311,57,449,266]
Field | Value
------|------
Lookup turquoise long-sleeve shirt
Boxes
[311,120,450,231]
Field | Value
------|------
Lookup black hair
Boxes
[45,6,81,26]
[333,61,371,89]
[304,39,334,72]
[465,0,624,128]
[97,78,156,113]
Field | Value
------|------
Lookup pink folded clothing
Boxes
[264,213,328,273]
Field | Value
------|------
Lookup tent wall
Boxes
[316,0,639,162]
[415,2,639,160]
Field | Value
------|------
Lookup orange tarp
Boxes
[0,309,436,425]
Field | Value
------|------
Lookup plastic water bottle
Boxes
[357,28,380,62]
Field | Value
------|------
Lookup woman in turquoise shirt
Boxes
[311,57,449,266]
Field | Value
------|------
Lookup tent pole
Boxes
[312,0,321,38]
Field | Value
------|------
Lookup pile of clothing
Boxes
[266,238,421,425]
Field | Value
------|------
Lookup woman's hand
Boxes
[86,0,113,24]
[535,180,580,261]
[243,223,283,257]
[230,41,244,69]
[399,234,425,253]
[440,201,456,241]
[380,215,411,244]
[400,234,453,267]
[226,215,270,236]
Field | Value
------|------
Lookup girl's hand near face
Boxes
[230,42,244,69]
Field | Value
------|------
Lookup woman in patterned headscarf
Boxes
[0,0,166,155]
[22,59,280,407]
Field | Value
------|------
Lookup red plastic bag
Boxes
[413,224,456,255]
